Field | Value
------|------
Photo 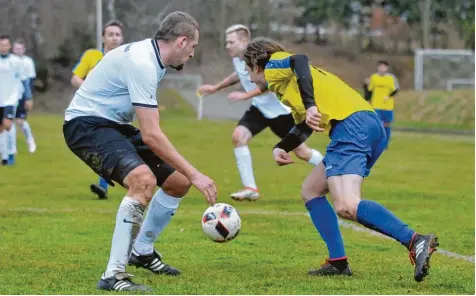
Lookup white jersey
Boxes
[0,54,27,107]
[20,55,36,79]
[65,38,166,124]
[16,55,36,98]
[232,57,290,119]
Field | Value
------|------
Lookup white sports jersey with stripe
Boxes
[0,54,27,107]
[65,38,166,124]
[232,57,290,119]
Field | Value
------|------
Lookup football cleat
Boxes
[308,259,353,276]
[7,154,14,165]
[90,184,108,199]
[230,187,259,201]
[97,272,151,292]
[129,248,181,276]
[27,141,36,153]
[409,233,439,282]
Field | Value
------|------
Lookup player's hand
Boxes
[384,96,389,100]
[305,106,325,132]
[197,84,217,96]
[190,172,217,205]
[228,92,249,102]
[25,100,33,111]
[273,148,294,166]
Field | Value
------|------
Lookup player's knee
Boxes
[334,201,358,220]
[300,183,328,203]
[232,131,245,147]
[161,171,191,197]
[16,119,24,126]
[232,127,250,147]
[124,165,157,203]
[3,121,12,131]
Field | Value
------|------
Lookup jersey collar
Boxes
[151,39,165,69]
[0,53,10,59]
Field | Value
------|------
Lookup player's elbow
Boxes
[141,130,163,147]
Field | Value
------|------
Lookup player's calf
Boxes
[161,170,191,197]
[130,171,188,275]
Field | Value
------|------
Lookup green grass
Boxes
[0,112,474,294]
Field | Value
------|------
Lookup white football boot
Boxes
[27,140,36,153]
[230,187,260,201]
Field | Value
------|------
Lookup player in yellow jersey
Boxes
[71,20,124,199]
[243,37,438,282]
[368,60,399,148]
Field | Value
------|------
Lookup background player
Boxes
[243,37,438,282]
[0,35,32,166]
[9,40,37,158]
[63,11,217,292]
[71,20,124,199]
[368,61,399,148]
[197,24,323,201]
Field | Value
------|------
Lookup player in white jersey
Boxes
[8,40,37,161]
[197,25,323,201]
[63,12,217,292]
[0,35,32,166]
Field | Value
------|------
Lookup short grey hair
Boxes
[154,11,199,42]
[225,24,251,39]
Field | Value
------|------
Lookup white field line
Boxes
[9,207,474,263]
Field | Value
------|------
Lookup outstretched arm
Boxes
[197,72,239,95]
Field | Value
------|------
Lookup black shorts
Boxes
[63,116,176,187]
[0,106,16,123]
[16,99,28,119]
[237,105,295,139]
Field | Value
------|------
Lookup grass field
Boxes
[0,112,474,295]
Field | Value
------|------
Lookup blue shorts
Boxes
[375,109,394,123]
[0,105,16,122]
[323,111,386,178]
[16,99,28,119]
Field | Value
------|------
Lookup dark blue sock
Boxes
[384,126,391,147]
[305,197,346,259]
[99,177,108,191]
[356,200,415,247]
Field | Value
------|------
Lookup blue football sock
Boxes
[99,177,108,191]
[305,197,346,259]
[384,126,391,147]
[356,200,415,247]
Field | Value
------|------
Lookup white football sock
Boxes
[308,149,324,166]
[234,146,257,190]
[0,131,8,160]
[133,189,182,255]
[7,124,16,155]
[21,121,35,144]
[104,196,145,279]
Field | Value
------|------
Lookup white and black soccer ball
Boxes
[201,203,241,243]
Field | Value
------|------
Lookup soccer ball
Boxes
[201,203,241,243]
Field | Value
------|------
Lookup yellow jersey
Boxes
[72,49,104,79]
[264,52,373,135]
[368,73,399,110]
